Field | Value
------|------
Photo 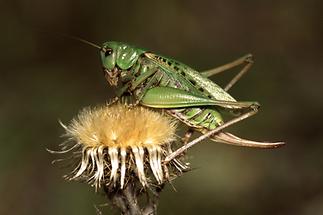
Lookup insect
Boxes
[72,39,283,161]
[96,41,285,159]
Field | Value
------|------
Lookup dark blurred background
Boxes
[1,0,322,214]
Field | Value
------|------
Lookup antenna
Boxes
[34,28,102,49]
[64,34,101,49]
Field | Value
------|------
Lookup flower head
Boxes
[50,103,188,190]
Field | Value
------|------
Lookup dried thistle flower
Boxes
[50,103,188,190]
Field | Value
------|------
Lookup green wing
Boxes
[144,52,238,102]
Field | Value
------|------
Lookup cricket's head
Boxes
[100,41,145,86]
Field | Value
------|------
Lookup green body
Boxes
[100,42,258,134]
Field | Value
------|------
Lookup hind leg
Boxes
[165,108,284,163]
[165,107,278,163]
[201,54,254,91]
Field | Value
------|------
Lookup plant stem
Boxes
[104,182,162,215]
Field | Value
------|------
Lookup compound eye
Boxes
[104,48,113,57]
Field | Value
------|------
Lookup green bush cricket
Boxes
[75,39,284,161]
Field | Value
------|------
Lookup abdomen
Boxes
[156,69,224,131]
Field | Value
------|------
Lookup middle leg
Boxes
[182,128,194,145]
